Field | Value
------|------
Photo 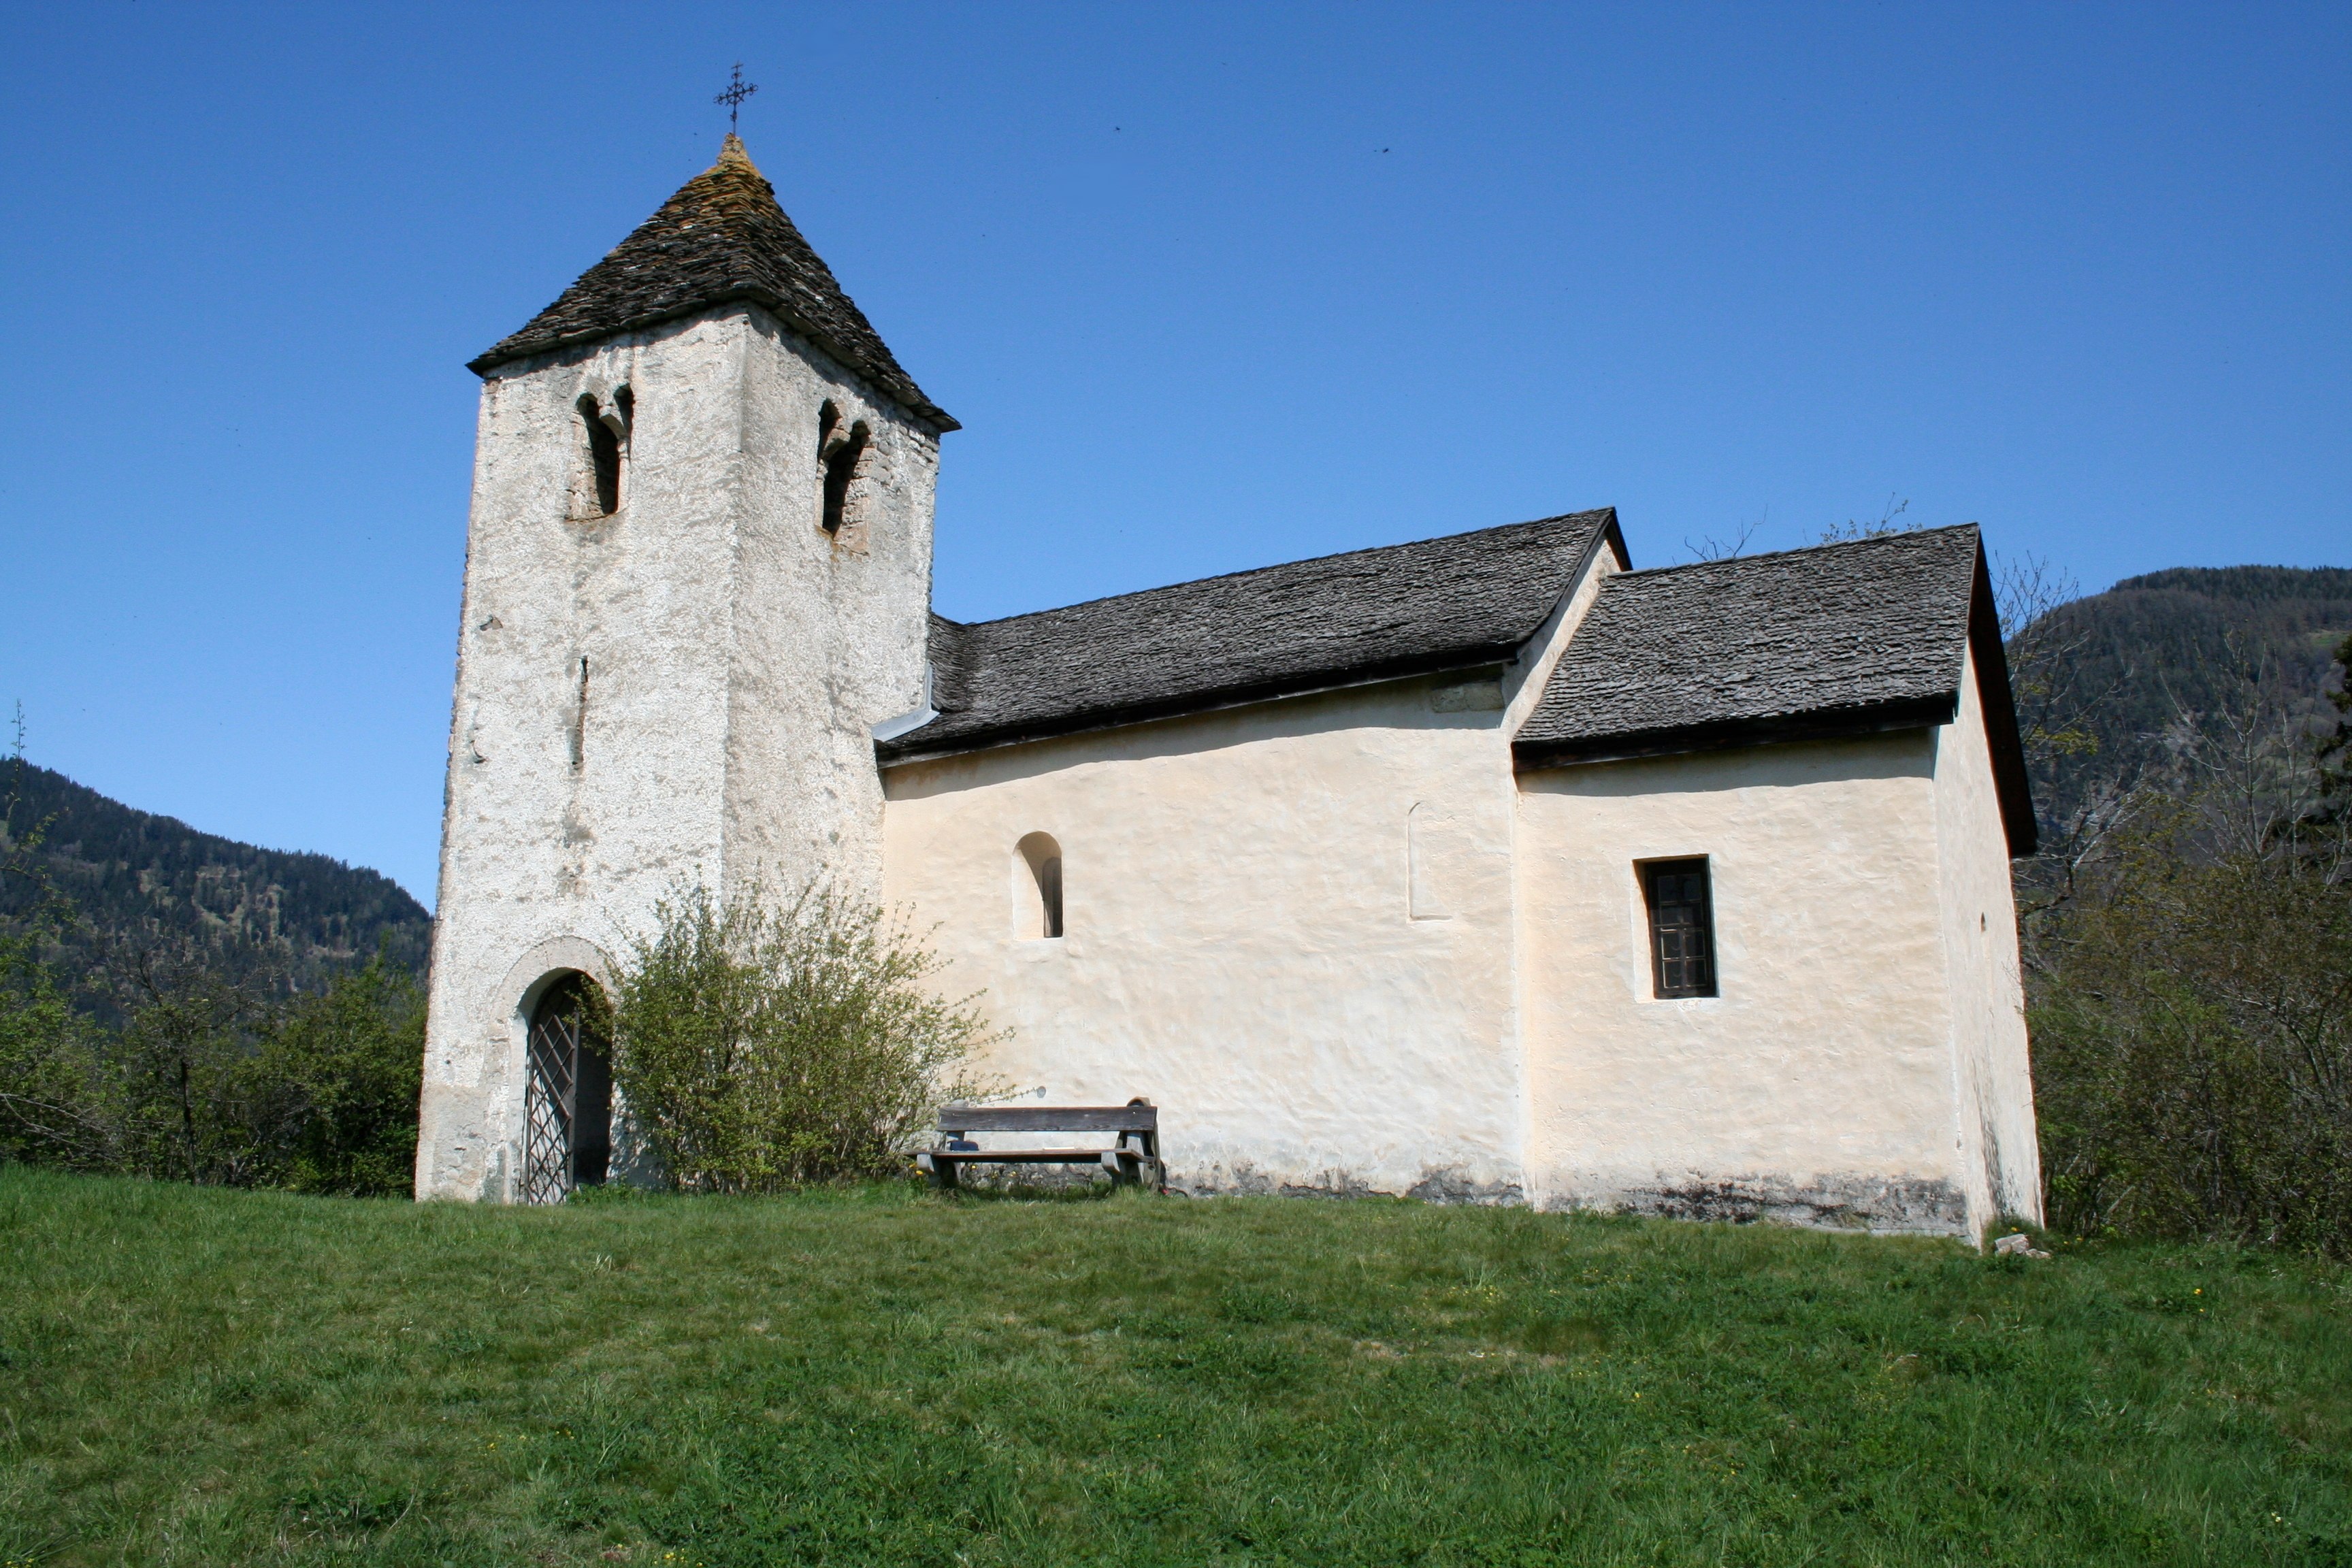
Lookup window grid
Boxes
[1644,858,1717,999]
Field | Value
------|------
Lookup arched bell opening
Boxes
[520,970,613,1204]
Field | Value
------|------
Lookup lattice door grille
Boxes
[521,992,582,1205]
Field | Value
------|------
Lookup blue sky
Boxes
[1,2,2344,906]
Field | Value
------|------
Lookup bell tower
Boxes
[416,135,956,1200]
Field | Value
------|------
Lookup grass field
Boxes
[1,1170,2347,1567]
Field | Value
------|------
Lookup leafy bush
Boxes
[238,958,425,1195]
[2032,842,2351,1255]
[0,929,118,1172]
[2022,621,2352,1256]
[0,939,423,1197]
[610,883,998,1192]
[104,945,288,1186]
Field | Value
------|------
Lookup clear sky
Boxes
[1,2,2344,906]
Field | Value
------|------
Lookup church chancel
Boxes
[416,137,2042,1238]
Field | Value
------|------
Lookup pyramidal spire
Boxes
[468,138,955,431]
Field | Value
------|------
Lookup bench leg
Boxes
[1117,1136,1162,1193]
[916,1152,958,1190]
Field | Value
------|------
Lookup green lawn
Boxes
[1,1170,2346,1567]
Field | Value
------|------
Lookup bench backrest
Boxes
[938,1102,1157,1134]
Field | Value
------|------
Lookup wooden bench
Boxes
[915,1100,1162,1191]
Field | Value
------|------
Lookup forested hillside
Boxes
[2009,561,2350,1256]
[0,760,430,1007]
[2020,564,2352,832]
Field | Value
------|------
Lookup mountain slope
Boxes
[0,761,430,1002]
[2021,564,2352,831]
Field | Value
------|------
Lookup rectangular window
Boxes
[1642,858,1717,998]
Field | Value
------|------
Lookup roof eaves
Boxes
[878,644,1524,767]
[466,293,960,432]
[1965,544,2039,857]
[1511,692,1961,772]
[881,508,1623,765]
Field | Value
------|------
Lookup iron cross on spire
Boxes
[715,63,759,133]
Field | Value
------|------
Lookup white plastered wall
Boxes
[1514,733,1987,1235]
[1931,646,2042,1224]
[723,312,936,898]
[877,544,1618,1198]
[416,305,936,1200]
[882,677,1529,1197]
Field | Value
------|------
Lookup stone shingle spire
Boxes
[468,135,955,430]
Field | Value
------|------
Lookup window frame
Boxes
[1639,856,1718,1000]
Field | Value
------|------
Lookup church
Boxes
[414,137,2043,1238]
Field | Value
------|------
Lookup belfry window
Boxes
[1016,832,1064,940]
[817,400,870,536]
[578,391,628,515]
[1642,858,1717,999]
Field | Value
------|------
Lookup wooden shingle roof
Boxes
[469,136,954,431]
[878,510,1624,762]
[880,514,2034,853]
[1514,525,2036,852]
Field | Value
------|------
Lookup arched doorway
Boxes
[520,972,612,1204]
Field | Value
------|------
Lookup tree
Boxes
[0,705,115,1170]
[233,954,424,1196]
[2029,637,2352,1255]
[0,926,117,1171]
[1,713,423,1196]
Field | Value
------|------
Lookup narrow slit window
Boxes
[1016,832,1064,939]
[1643,858,1717,998]
[570,656,589,772]
[578,393,623,515]
[1039,855,1063,938]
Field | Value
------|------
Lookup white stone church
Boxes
[416,137,2043,1237]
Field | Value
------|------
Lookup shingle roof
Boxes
[1515,526,1981,760]
[1513,524,2036,852]
[877,510,1624,762]
[468,136,955,431]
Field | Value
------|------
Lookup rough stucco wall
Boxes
[881,677,1530,1199]
[417,306,934,1201]
[723,311,933,904]
[1932,647,2042,1226]
[1514,734,1978,1235]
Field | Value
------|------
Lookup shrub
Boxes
[0,928,119,1171]
[2031,812,2352,1256]
[105,946,284,1186]
[0,937,423,1196]
[235,956,425,1196]
[610,883,998,1192]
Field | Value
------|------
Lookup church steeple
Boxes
[468,137,955,431]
